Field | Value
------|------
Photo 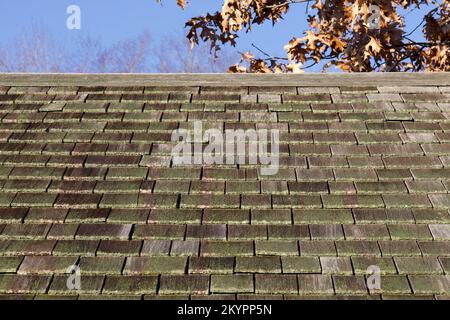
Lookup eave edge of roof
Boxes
[0,72,449,87]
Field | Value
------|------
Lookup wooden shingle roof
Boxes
[0,73,450,299]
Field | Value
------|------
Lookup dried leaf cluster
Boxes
[172,0,449,72]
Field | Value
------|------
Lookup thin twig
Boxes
[251,43,289,61]
[266,0,311,9]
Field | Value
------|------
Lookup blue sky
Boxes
[0,0,432,72]
[0,0,308,51]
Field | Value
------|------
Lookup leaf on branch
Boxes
[179,0,450,72]
[365,36,382,58]
[177,0,187,9]
[228,64,247,73]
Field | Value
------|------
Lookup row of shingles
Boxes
[0,236,449,268]
[285,116,449,135]
[0,272,386,298]
[1,236,449,258]
[3,229,446,292]
[2,206,449,226]
[3,230,450,284]
[266,89,449,106]
[0,214,442,284]
[1,85,192,96]
[2,255,448,297]
[213,85,449,104]
[1,85,444,96]
[2,221,448,264]
[341,85,450,106]
[2,85,449,107]
[4,241,448,282]
[3,178,446,198]
[0,251,401,296]
[0,198,445,268]
[2,85,298,114]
